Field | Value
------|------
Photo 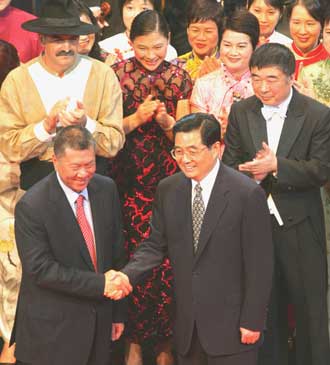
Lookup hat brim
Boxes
[22,19,99,36]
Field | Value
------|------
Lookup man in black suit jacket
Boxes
[222,43,330,365]
[109,113,273,365]
[13,126,131,365]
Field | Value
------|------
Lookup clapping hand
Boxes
[135,95,160,124]
[239,142,277,181]
[155,102,175,131]
[218,106,229,138]
[58,99,87,127]
[198,56,221,78]
[43,97,70,134]
[104,270,132,300]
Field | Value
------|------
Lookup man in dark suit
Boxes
[109,113,273,365]
[12,126,131,365]
[222,43,330,365]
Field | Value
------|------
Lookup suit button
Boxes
[288,216,293,222]
[91,308,96,314]
[288,186,292,191]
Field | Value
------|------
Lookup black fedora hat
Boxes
[22,0,99,35]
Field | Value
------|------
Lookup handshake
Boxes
[104,270,133,300]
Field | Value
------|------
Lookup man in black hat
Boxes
[0,0,125,191]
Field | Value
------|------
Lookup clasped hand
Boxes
[104,270,132,300]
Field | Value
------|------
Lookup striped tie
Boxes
[76,195,97,271]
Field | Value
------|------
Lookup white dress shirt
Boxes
[56,173,96,248]
[191,159,220,209]
[261,88,293,226]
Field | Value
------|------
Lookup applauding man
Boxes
[223,43,330,365]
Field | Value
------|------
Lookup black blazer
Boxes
[13,173,127,365]
[223,90,330,246]
[123,164,273,356]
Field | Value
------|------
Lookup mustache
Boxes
[56,50,75,57]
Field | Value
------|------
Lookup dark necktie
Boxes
[76,195,97,271]
[192,183,205,254]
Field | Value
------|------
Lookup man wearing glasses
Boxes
[107,112,273,365]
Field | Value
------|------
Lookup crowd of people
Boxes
[0,0,330,365]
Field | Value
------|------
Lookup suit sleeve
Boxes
[276,109,330,188]
[122,184,168,286]
[110,181,128,323]
[240,185,273,331]
[222,105,246,170]
[15,199,105,299]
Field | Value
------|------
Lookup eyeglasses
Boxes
[170,146,209,160]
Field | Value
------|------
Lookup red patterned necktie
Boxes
[76,194,97,271]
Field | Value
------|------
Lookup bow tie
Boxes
[261,105,286,121]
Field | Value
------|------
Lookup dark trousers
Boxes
[258,216,330,365]
[178,325,258,365]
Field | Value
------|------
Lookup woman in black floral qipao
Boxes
[109,9,192,365]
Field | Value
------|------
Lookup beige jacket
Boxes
[0,55,124,163]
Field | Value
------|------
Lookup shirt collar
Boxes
[56,172,89,206]
[191,159,220,192]
[39,54,81,78]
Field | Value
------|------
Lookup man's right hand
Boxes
[43,97,70,134]
[104,270,132,300]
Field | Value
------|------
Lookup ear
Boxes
[289,74,295,86]
[39,34,46,45]
[211,141,221,156]
[52,154,58,170]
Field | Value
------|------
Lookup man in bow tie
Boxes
[223,43,330,365]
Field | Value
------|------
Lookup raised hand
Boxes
[155,102,175,131]
[198,56,221,79]
[239,142,277,181]
[43,97,70,134]
[135,95,160,124]
[104,270,132,300]
[58,99,87,127]
[218,105,229,138]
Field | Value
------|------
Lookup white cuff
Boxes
[34,121,55,142]
[85,117,96,134]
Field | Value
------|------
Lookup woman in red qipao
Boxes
[287,0,328,80]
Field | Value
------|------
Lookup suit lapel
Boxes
[276,90,306,158]
[194,166,229,264]
[49,174,96,272]
[247,97,268,152]
[175,175,195,261]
